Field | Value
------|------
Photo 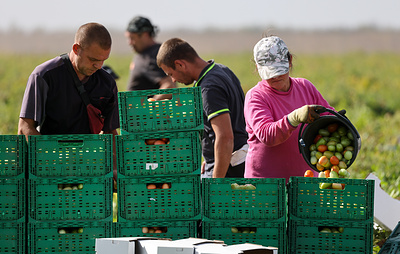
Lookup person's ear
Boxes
[72,43,81,55]
[174,60,185,70]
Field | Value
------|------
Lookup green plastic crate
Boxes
[28,220,113,254]
[288,176,374,221]
[116,131,201,177]
[118,174,201,221]
[0,178,25,221]
[379,238,400,254]
[118,87,203,133]
[202,218,287,253]
[114,220,198,239]
[28,177,113,221]
[202,178,286,220]
[0,221,25,254]
[28,134,113,178]
[379,222,400,254]
[0,135,26,177]
[288,218,373,254]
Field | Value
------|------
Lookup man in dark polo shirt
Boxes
[18,22,120,180]
[156,38,248,178]
[125,16,175,99]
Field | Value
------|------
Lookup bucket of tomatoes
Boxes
[298,107,361,176]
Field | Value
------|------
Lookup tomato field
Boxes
[1,51,400,252]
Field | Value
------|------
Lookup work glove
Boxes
[288,105,325,127]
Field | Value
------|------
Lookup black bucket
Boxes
[298,107,361,171]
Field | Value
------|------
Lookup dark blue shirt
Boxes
[20,55,119,134]
[195,60,248,163]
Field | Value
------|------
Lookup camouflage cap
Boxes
[127,16,155,34]
[253,36,289,80]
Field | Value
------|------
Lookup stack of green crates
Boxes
[0,135,26,254]
[115,87,203,240]
[201,178,287,253]
[287,176,375,254]
[27,134,114,254]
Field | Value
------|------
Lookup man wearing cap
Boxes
[125,16,175,99]
[157,38,248,178]
[244,35,334,182]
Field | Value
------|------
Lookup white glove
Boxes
[288,105,324,127]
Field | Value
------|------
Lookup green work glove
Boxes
[288,105,324,127]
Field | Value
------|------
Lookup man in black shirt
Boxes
[157,38,248,178]
[18,22,120,180]
[125,16,175,99]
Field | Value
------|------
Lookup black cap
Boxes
[127,16,156,34]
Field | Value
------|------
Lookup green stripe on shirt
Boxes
[208,108,229,120]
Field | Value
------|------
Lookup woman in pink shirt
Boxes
[244,36,334,182]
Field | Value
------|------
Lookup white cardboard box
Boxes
[157,238,225,254]
[213,243,278,254]
[95,237,171,254]
[366,173,400,231]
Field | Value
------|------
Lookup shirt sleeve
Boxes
[201,84,230,121]
[244,89,295,147]
[19,73,48,126]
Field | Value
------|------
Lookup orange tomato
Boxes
[331,165,340,174]
[161,138,170,144]
[317,145,328,153]
[329,155,340,165]
[145,139,157,145]
[146,184,157,189]
[304,169,314,177]
[324,170,331,178]
[154,140,166,145]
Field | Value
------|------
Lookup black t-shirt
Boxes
[127,43,167,91]
[195,60,248,163]
[19,55,120,134]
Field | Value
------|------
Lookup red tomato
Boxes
[314,134,323,144]
[327,123,339,133]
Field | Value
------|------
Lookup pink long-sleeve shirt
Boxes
[244,77,333,182]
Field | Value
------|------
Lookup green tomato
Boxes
[338,126,347,136]
[336,143,344,153]
[319,182,332,189]
[347,132,354,140]
[344,150,353,160]
[316,138,327,147]
[341,138,351,147]
[309,144,316,151]
[319,128,330,137]
[310,156,318,165]
[329,171,339,178]
[334,152,343,160]
[231,227,239,233]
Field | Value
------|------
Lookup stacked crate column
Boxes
[0,135,27,254]
[287,176,375,254]
[27,134,114,254]
[201,178,287,253]
[116,87,204,240]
